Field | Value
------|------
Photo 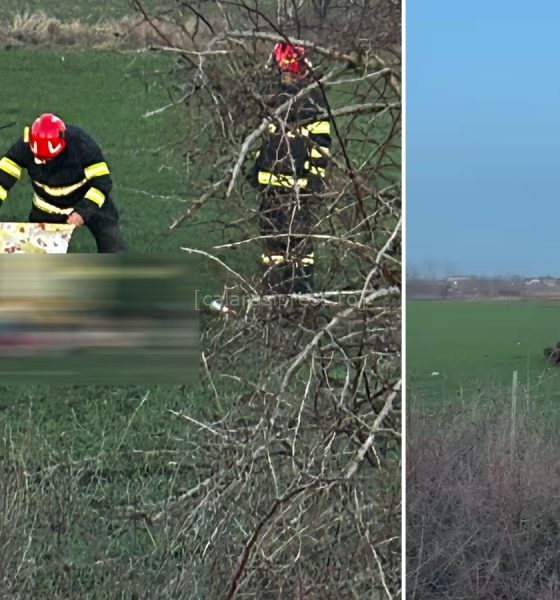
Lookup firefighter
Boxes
[246,41,332,294]
[0,113,126,253]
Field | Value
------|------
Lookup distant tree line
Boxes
[405,275,557,299]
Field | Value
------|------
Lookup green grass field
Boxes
[0,4,401,594]
[407,299,560,407]
[0,28,240,596]
[0,383,219,596]
[0,47,216,254]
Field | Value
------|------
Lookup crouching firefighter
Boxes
[0,113,126,253]
[247,41,332,294]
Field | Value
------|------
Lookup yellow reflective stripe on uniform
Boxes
[311,147,330,158]
[0,185,7,202]
[23,127,30,143]
[261,254,286,265]
[262,253,313,265]
[305,120,330,135]
[33,178,87,197]
[304,161,326,177]
[309,166,326,176]
[301,254,314,265]
[258,172,308,188]
[84,187,106,207]
[268,123,301,138]
[0,157,23,179]
[33,194,74,215]
[84,162,110,180]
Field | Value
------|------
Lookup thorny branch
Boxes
[127,1,401,598]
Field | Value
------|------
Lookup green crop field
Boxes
[0,2,402,594]
[0,47,221,255]
[407,299,560,408]
[0,12,247,596]
[0,383,220,596]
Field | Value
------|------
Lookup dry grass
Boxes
[407,401,560,600]
[1,10,205,50]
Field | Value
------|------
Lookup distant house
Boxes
[446,275,472,286]
[524,277,559,287]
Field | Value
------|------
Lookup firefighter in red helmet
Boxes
[0,113,126,252]
[266,41,312,79]
[247,41,332,294]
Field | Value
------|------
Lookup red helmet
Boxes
[266,41,311,77]
[29,113,67,161]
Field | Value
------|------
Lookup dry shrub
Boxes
[407,403,560,600]
[154,2,401,593]
[131,1,402,596]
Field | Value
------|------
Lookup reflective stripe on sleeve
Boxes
[309,166,326,176]
[303,121,330,135]
[311,147,330,158]
[0,185,7,201]
[84,162,110,180]
[301,253,314,265]
[84,187,106,207]
[0,157,23,179]
[258,172,308,188]
[303,161,326,177]
[261,254,287,265]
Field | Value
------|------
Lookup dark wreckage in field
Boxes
[544,343,560,364]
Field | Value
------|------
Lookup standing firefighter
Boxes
[247,41,332,294]
[0,113,126,253]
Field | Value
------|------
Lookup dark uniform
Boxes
[247,83,331,294]
[0,124,126,253]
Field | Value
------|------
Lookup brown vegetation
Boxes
[407,403,560,599]
[1,10,208,50]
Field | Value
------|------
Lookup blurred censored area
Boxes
[0,255,199,384]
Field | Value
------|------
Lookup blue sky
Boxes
[407,1,560,277]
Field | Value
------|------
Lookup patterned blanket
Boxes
[0,223,75,253]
